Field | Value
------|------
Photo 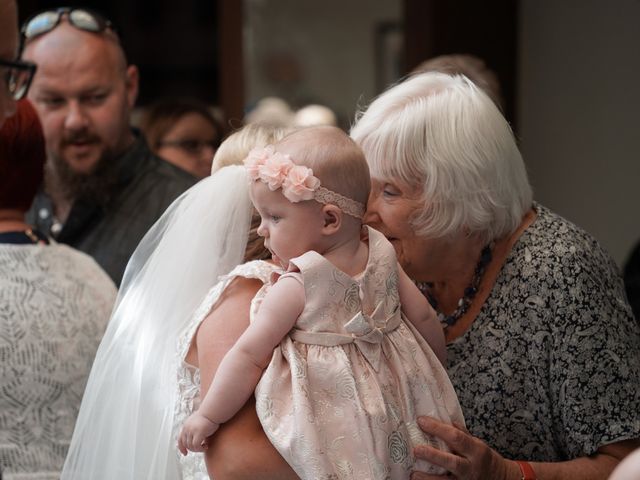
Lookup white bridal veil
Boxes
[61,166,253,479]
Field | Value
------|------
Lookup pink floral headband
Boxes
[244,145,365,219]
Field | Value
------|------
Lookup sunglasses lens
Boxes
[24,11,60,39]
[69,10,104,32]
[9,69,31,100]
[22,8,116,45]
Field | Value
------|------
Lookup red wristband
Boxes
[516,461,537,480]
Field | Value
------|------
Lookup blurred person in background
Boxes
[141,97,225,179]
[292,103,338,127]
[21,7,196,285]
[411,53,504,111]
[244,96,294,127]
[0,99,116,480]
[0,0,36,128]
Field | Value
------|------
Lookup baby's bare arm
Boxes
[190,276,298,478]
[178,276,306,454]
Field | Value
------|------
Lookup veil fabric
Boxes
[61,166,253,479]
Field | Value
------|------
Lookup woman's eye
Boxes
[383,188,400,197]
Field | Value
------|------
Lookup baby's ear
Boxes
[322,204,342,234]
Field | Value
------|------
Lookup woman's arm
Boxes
[411,417,640,480]
[193,276,299,480]
[397,264,447,365]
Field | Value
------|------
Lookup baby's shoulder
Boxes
[229,260,281,283]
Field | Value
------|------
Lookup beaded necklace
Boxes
[417,243,493,330]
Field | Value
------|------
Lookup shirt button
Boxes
[38,208,50,219]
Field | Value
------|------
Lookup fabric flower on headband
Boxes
[243,146,365,218]
[282,165,321,202]
[259,152,293,191]
[244,146,320,202]
[244,146,274,179]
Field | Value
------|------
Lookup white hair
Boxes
[351,72,532,243]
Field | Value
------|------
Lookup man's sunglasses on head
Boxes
[21,7,118,44]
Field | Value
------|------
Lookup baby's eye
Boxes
[270,215,281,222]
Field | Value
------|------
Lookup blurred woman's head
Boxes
[141,98,224,178]
[411,54,504,110]
[0,99,46,211]
[351,72,532,246]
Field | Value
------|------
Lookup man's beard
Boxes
[44,144,123,208]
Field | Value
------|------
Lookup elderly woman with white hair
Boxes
[351,72,640,479]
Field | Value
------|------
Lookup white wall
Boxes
[243,0,401,127]
[518,0,640,267]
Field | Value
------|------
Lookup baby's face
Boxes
[250,180,324,268]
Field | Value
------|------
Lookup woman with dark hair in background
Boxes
[141,97,225,178]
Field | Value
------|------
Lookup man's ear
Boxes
[321,204,342,235]
[125,65,139,108]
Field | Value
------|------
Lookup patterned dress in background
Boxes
[255,227,464,480]
[0,244,116,480]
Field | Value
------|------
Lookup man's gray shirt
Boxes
[27,134,197,285]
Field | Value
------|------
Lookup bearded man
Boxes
[23,8,196,285]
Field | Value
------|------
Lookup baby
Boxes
[178,126,464,479]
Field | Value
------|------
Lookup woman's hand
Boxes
[411,417,520,480]
[412,417,640,480]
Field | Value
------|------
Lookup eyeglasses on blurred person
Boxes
[0,58,36,101]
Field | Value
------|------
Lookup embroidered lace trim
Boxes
[314,186,365,219]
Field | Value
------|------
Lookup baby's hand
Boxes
[177,412,220,455]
